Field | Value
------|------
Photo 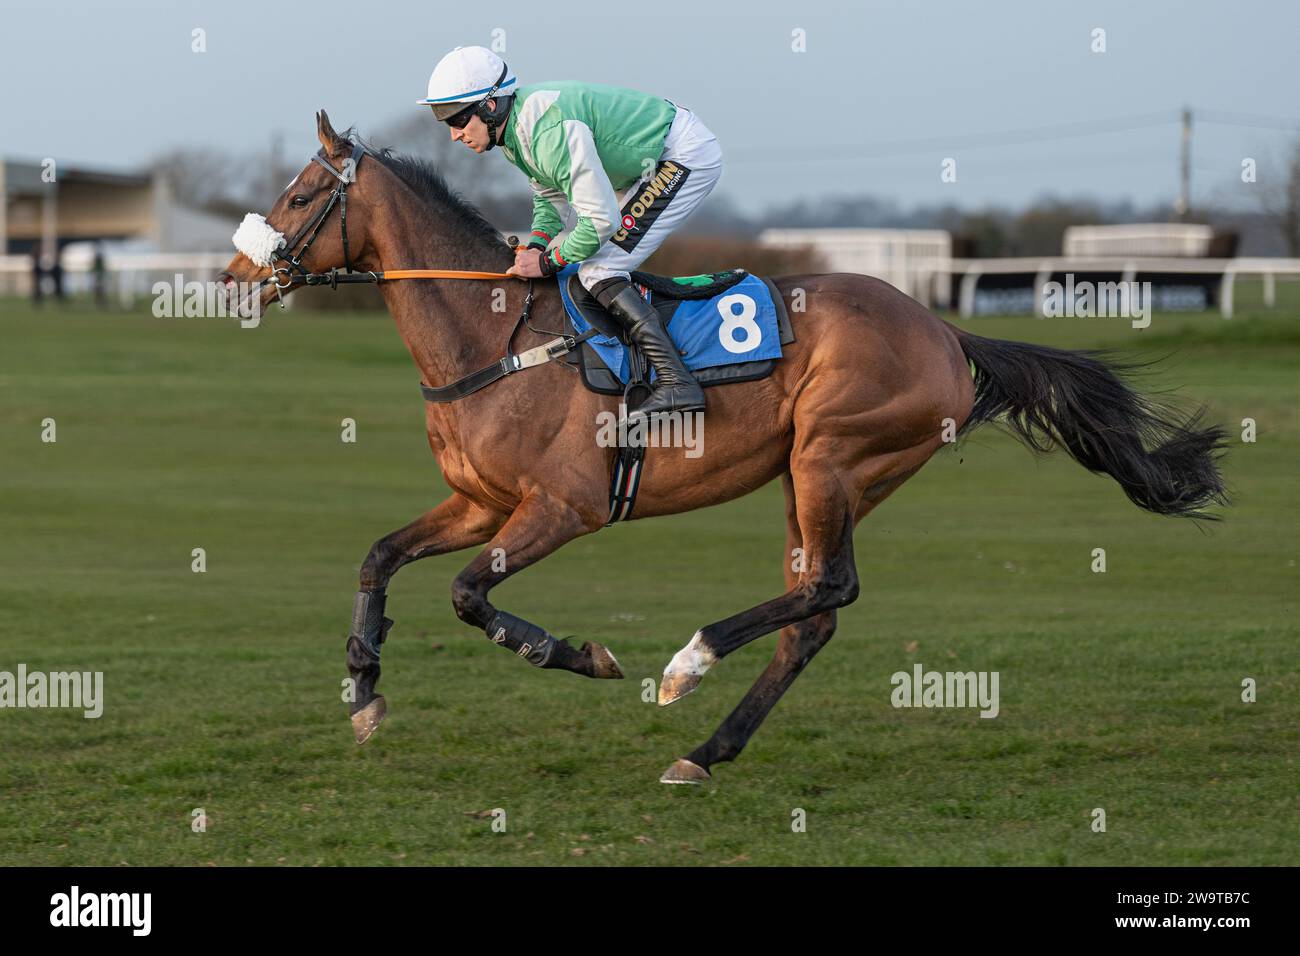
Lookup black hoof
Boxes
[581,640,624,679]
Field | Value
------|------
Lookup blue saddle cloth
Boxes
[556,265,785,384]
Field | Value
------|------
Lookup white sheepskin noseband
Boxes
[232,213,285,267]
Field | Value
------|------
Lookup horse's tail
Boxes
[955,330,1229,520]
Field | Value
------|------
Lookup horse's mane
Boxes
[344,129,507,254]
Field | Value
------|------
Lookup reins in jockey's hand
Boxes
[238,141,519,308]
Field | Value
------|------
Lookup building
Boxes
[2,156,238,256]
[757,228,953,307]
[1,156,238,297]
[1061,223,1224,259]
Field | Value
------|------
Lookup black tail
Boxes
[957,332,1229,520]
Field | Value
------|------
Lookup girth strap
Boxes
[606,349,652,525]
[420,329,598,403]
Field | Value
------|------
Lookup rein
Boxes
[284,267,517,290]
[261,141,519,300]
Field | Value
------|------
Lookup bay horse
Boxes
[218,112,1227,785]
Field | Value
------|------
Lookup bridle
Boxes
[265,141,367,305]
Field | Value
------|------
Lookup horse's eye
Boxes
[291,195,308,208]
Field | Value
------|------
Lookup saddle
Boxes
[561,268,796,395]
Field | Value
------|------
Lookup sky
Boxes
[2,0,1298,214]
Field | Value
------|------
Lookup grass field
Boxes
[0,283,1296,866]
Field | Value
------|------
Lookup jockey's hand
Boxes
[507,248,545,279]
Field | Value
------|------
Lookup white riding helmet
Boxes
[417,46,518,120]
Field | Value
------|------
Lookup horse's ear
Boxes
[316,109,346,159]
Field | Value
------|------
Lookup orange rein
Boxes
[379,269,523,281]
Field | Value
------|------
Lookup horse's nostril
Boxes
[215,272,238,305]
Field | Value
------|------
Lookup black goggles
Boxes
[432,101,479,129]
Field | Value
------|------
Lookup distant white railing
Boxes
[5,250,1298,321]
[0,252,233,305]
[945,257,1300,318]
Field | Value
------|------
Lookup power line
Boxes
[727,110,1181,164]
[727,108,1300,166]
[1197,109,1300,132]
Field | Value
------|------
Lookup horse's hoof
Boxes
[658,631,714,705]
[351,695,387,744]
[583,641,625,679]
[660,758,711,786]
[657,670,701,705]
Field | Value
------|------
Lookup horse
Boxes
[218,111,1227,785]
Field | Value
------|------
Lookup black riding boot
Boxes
[595,279,705,418]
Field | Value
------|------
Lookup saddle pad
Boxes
[557,264,790,388]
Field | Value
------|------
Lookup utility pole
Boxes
[270,129,284,201]
[1176,106,1192,221]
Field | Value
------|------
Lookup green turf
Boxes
[0,281,1296,866]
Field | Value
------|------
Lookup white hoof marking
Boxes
[664,631,716,682]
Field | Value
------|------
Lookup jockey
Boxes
[419,45,723,420]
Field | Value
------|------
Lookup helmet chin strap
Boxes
[475,64,510,152]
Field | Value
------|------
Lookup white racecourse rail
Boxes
[948,256,1300,319]
[3,248,1298,320]
[0,251,268,308]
